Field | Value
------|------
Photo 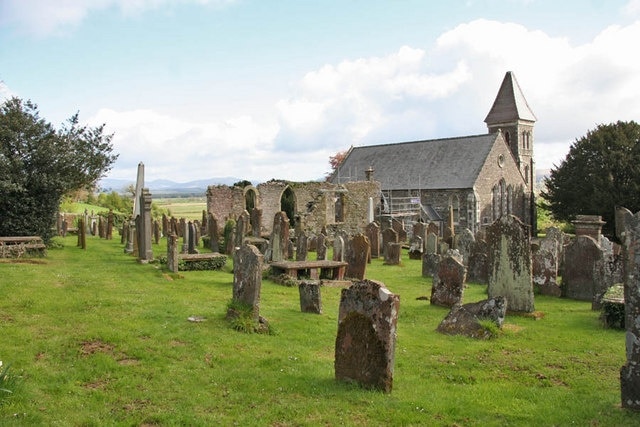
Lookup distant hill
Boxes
[98,177,243,196]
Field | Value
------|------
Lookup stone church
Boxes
[329,71,537,235]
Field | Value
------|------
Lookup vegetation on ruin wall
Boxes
[0,235,636,426]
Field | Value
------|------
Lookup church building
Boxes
[329,71,537,235]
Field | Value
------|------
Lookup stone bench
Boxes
[270,260,348,280]
[0,236,47,258]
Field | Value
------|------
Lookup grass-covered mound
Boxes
[0,235,634,425]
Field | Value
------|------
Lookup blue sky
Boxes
[2,0,640,184]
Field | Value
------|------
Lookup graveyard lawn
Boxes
[0,235,635,426]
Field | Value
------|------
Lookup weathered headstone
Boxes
[454,228,474,266]
[296,231,308,261]
[532,235,560,296]
[467,238,489,284]
[431,255,466,307]
[166,232,179,273]
[250,208,262,238]
[382,228,398,260]
[615,206,640,409]
[316,233,327,261]
[408,236,423,260]
[366,222,381,259]
[345,234,370,280]
[137,188,154,262]
[335,279,399,392]
[391,218,407,243]
[230,244,263,323]
[562,235,605,305]
[413,222,427,248]
[207,213,220,252]
[436,296,507,339]
[299,280,322,314]
[188,221,199,254]
[269,211,290,262]
[421,252,441,278]
[425,232,438,255]
[486,215,534,313]
[384,242,402,265]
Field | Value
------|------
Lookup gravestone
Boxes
[431,255,466,308]
[413,222,427,248]
[532,235,560,296]
[335,279,399,393]
[467,238,489,284]
[208,213,220,252]
[106,210,114,240]
[382,228,398,260]
[391,218,407,243]
[235,211,249,248]
[486,215,534,313]
[615,207,640,409]
[188,221,198,254]
[250,208,262,238]
[345,234,370,280]
[366,222,381,259]
[425,232,438,255]
[296,231,308,261]
[427,222,439,238]
[384,242,402,265]
[153,220,160,244]
[269,211,289,262]
[562,235,605,304]
[333,235,345,262]
[408,236,423,260]
[436,296,507,339]
[230,244,263,323]
[421,253,441,278]
[316,233,327,261]
[454,228,475,266]
[166,232,179,273]
[138,188,154,262]
[299,281,322,314]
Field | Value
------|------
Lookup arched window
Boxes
[280,187,296,228]
[244,188,256,213]
[500,179,507,217]
[524,165,530,184]
[448,194,460,224]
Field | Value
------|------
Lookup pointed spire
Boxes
[484,71,536,125]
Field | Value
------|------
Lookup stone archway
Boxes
[280,186,297,228]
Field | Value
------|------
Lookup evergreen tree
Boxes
[541,120,640,236]
[0,98,118,242]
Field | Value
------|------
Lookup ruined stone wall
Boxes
[206,185,245,225]
[205,180,380,238]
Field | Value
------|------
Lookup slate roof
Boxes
[332,133,499,191]
[484,71,537,124]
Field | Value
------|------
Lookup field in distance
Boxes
[155,197,207,220]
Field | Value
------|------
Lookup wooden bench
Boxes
[0,236,47,258]
[270,260,348,280]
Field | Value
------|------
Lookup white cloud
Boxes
[0,0,235,36]
[53,17,640,182]
[625,0,640,16]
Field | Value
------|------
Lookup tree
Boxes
[0,97,118,242]
[325,149,349,181]
[541,120,640,237]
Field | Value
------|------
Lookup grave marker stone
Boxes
[366,222,381,259]
[486,215,534,313]
[335,279,399,392]
[345,234,370,280]
[231,244,263,323]
[431,255,466,307]
[299,281,322,314]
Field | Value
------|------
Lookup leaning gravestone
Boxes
[299,281,322,314]
[431,255,466,308]
[229,244,263,324]
[615,206,640,409]
[345,234,370,280]
[562,235,604,305]
[335,279,400,393]
[436,296,507,339]
[532,235,560,296]
[486,215,534,313]
[296,231,308,261]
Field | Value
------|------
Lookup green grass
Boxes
[154,197,207,220]
[0,235,636,426]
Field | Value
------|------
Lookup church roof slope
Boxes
[484,71,536,124]
[333,133,498,190]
